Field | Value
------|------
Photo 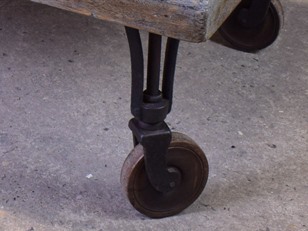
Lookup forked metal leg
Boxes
[125,27,180,193]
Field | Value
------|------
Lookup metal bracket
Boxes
[129,119,180,192]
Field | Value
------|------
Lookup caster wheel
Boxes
[219,0,284,52]
[121,132,209,218]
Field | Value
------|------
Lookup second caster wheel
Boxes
[121,132,209,218]
[219,0,284,52]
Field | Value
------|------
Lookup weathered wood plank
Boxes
[31,0,241,42]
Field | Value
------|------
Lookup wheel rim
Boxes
[121,132,209,218]
[219,1,281,52]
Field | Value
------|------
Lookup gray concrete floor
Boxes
[0,0,307,230]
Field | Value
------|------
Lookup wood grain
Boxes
[31,0,241,42]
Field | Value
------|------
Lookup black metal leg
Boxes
[125,27,144,119]
[163,38,180,112]
[125,27,181,193]
[146,33,162,99]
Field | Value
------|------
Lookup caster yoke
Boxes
[125,27,180,193]
[238,0,271,28]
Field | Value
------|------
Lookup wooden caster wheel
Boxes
[219,0,284,52]
[121,132,209,218]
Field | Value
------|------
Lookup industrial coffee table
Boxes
[29,0,283,218]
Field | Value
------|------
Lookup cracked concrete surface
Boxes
[0,0,307,230]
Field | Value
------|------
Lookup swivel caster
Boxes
[121,132,209,218]
[124,28,209,218]
[219,0,284,52]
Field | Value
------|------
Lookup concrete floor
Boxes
[0,0,307,230]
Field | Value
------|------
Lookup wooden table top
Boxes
[31,0,242,42]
